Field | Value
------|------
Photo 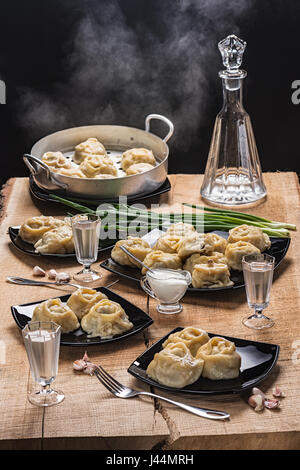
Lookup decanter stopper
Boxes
[218,34,247,78]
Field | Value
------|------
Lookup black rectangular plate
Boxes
[8,226,117,258]
[128,327,279,395]
[100,231,290,292]
[11,286,153,346]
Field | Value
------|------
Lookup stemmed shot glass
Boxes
[242,253,275,330]
[71,213,101,283]
[140,269,192,314]
[22,321,64,407]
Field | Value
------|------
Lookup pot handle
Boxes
[23,153,51,178]
[145,114,174,143]
[23,153,69,190]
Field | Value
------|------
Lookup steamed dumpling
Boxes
[225,241,260,271]
[162,327,210,357]
[66,288,108,320]
[196,336,241,380]
[19,216,66,244]
[111,237,152,268]
[42,151,72,171]
[32,298,79,333]
[177,232,205,259]
[153,234,182,254]
[141,250,182,274]
[183,252,228,274]
[191,261,233,288]
[227,225,271,252]
[73,137,106,164]
[146,342,204,388]
[79,154,117,178]
[55,167,86,178]
[121,148,156,171]
[34,224,74,254]
[203,233,227,254]
[81,299,133,338]
[166,222,196,237]
[126,163,155,175]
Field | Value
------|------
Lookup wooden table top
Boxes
[0,173,300,450]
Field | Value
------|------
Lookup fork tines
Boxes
[94,365,125,395]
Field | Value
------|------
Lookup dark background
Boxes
[0,0,300,187]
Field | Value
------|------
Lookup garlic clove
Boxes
[83,351,90,363]
[265,398,280,409]
[248,394,265,411]
[47,269,57,280]
[56,272,71,283]
[272,386,286,398]
[252,387,266,400]
[83,363,97,375]
[73,359,87,371]
[33,266,46,277]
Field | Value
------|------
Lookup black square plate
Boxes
[11,286,153,346]
[128,327,279,395]
[100,231,290,292]
[8,226,117,258]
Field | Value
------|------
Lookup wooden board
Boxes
[0,174,300,450]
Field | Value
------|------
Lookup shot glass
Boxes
[242,253,275,329]
[71,213,101,283]
[22,321,64,407]
[140,269,191,314]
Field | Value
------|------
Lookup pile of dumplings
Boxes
[19,215,75,254]
[41,138,157,179]
[146,327,241,388]
[111,222,271,289]
[32,287,134,338]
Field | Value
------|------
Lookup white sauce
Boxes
[147,269,189,303]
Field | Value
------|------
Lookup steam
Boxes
[17,0,253,150]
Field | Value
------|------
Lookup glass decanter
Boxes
[200,34,267,206]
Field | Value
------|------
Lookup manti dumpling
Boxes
[183,252,228,274]
[166,222,196,237]
[81,299,133,338]
[55,168,86,178]
[34,224,74,254]
[196,336,241,380]
[126,163,155,175]
[225,241,260,271]
[32,298,80,333]
[146,342,204,388]
[153,234,182,254]
[162,327,209,357]
[141,250,182,274]
[73,137,106,164]
[176,232,205,259]
[191,261,233,288]
[111,237,151,268]
[121,148,156,171]
[42,151,72,171]
[66,288,107,320]
[19,216,66,244]
[227,224,271,252]
[203,233,227,254]
[79,154,117,178]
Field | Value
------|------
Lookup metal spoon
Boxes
[119,246,154,273]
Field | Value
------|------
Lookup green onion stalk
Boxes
[50,194,295,238]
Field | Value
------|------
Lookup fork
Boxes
[7,276,119,290]
[94,365,230,420]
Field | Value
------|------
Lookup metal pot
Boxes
[23,114,174,200]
